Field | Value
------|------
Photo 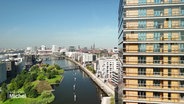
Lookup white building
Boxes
[95,57,121,85]
[0,63,7,84]
[41,45,46,51]
[52,45,58,53]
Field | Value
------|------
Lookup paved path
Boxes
[66,58,115,96]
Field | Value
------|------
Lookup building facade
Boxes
[0,63,7,84]
[95,57,121,85]
[118,0,184,103]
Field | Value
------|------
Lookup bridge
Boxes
[62,65,80,71]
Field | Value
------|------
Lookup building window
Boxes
[168,44,171,52]
[181,7,184,15]
[138,0,146,5]
[154,32,161,41]
[180,56,184,64]
[168,68,171,76]
[154,0,161,4]
[168,32,172,40]
[153,68,160,75]
[138,79,146,87]
[153,56,160,64]
[138,68,146,75]
[153,92,160,98]
[138,91,146,98]
[153,80,160,86]
[154,20,163,29]
[181,19,184,27]
[181,32,184,40]
[154,44,160,52]
[138,21,146,28]
[179,44,184,52]
[180,81,184,87]
[138,9,146,17]
[138,33,146,41]
[154,9,163,16]
[168,8,172,16]
[180,68,184,76]
[168,56,171,64]
[181,93,184,100]
[138,56,146,64]
[138,44,146,52]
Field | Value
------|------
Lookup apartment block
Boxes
[118,0,184,103]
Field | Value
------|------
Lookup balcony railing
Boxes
[124,60,184,65]
[123,71,184,78]
[124,23,184,30]
[123,48,184,53]
[124,0,184,6]
[124,36,184,41]
[124,83,184,90]
[124,11,184,18]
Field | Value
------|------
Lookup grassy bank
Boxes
[0,91,54,104]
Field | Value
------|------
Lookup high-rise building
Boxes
[118,0,184,103]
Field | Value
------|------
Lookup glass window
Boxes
[180,56,184,64]
[180,68,184,76]
[138,68,146,75]
[168,8,172,16]
[180,32,184,40]
[138,21,146,28]
[138,33,146,41]
[181,19,184,27]
[154,0,161,4]
[138,44,146,52]
[154,44,160,52]
[138,79,146,87]
[168,44,171,52]
[154,56,160,64]
[180,93,184,100]
[168,56,171,64]
[139,0,146,5]
[153,80,160,86]
[154,32,161,41]
[153,68,160,75]
[179,44,184,52]
[153,92,160,98]
[138,9,147,17]
[168,32,172,40]
[154,9,163,16]
[181,7,184,15]
[138,56,146,63]
[180,81,184,87]
[138,91,146,98]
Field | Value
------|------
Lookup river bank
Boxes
[66,57,115,96]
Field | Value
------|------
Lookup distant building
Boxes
[24,55,36,70]
[112,47,118,54]
[95,57,121,84]
[0,63,7,84]
[52,45,58,53]
[5,60,16,78]
[69,46,75,52]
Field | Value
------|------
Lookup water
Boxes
[44,59,106,104]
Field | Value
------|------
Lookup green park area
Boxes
[0,64,64,104]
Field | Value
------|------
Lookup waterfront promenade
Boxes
[66,57,115,97]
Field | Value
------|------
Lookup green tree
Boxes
[0,90,7,102]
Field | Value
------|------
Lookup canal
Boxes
[43,59,106,104]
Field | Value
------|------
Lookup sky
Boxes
[0,0,119,49]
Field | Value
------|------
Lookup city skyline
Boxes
[0,0,119,49]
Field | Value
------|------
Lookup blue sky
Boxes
[0,0,119,49]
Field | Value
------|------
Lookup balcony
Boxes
[124,11,184,20]
[123,0,184,8]
[123,72,184,80]
[123,83,184,93]
[123,36,184,43]
[123,95,181,104]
